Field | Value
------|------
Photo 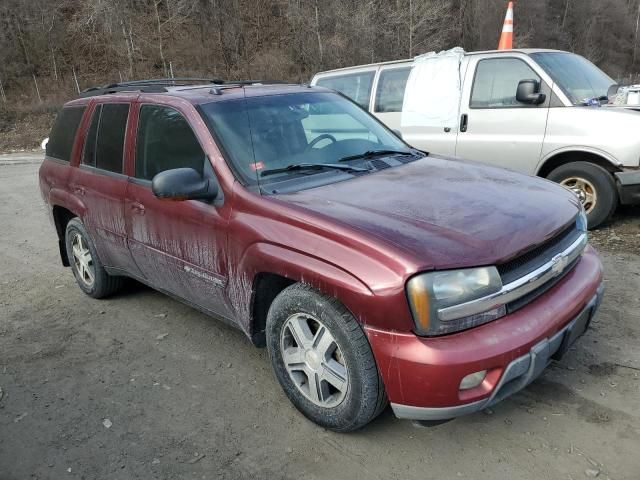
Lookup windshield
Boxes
[199,92,411,186]
[530,52,615,105]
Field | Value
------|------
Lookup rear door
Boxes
[455,55,550,173]
[125,102,232,318]
[68,102,140,273]
[371,65,412,131]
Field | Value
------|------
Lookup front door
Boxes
[455,56,550,174]
[125,103,232,319]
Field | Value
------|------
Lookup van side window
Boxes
[82,105,101,167]
[135,105,204,181]
[315,71,375,109]
[374,68,411,113]
[46,106,86,162]
[471,58,541,108]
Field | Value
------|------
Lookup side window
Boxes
[95,104,129,173]
[374,67,411,113]
[315,71,375,109]
[471,58,541,108]
[135,105,204,181]
[82,105,101,167]
[46,106,86,161]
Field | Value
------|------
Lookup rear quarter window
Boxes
[46,106,86,161]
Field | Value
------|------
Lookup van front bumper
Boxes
[615,169,640,205]
[365,246,604,421]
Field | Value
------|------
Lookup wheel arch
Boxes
[242,243,374,347]
[536,149,621,178]
[52,205,79,266]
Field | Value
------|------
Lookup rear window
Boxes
[95,104,129,173]
[82,105,101,167]
[46,106,86,161]
[315,71,375,109]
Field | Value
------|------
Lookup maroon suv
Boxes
[39,79,604,431]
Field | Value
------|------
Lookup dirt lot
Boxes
[1,155,639,480]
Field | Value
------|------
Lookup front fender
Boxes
[237,242,415,334]
[240,241,373,299]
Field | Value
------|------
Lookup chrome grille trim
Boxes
[438,233,588,322]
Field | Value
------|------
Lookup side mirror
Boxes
[152,168,218,201]
[516,79,546,105]
[392,129,403,139]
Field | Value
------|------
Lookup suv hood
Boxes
[273,156,580,270]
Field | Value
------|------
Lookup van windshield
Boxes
[199,92,413,186]
[530,52,615,105]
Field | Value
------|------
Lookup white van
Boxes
[311,48,640,228]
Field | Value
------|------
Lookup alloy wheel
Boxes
[71,232,95,287]
[560,176,597,214]
[280,313,349,408]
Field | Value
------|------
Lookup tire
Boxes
[266,283,387,432]
[547,161,618,229]
[64,218,124,298]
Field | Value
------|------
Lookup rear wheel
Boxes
[547,161,618,229]
[266,283,387,432]
[65,218,124,298]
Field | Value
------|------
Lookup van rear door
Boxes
[455,55,550,173]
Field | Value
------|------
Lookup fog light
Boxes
[459,370,487,390]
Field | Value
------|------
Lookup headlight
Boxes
[576,206,588,233]
[406,266,504,336]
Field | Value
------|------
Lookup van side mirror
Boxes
[152,168,218,201]
[516,79,546,105]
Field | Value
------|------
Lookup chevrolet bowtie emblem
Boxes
[551,253,569,277]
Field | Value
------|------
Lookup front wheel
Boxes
[547,161,618,229]
[266,284,387,432]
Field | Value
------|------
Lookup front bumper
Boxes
[365,246,604,421]
[391,284,603,421]
[615,169,640,205]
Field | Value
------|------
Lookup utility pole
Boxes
[634,0,640,66]
[32,74,42,103]
[0,79,7,103]
[72,67,80,94]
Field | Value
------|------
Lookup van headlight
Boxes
[406,266,504,336]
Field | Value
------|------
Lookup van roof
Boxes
[313,48,566,76]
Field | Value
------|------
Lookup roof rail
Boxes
[79,78,294,98]
[79,78,225,98]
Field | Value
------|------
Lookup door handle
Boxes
[459,114,468,133]
[130,202,145,214]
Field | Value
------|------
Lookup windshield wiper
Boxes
[338,149,418,163]
[260,163,369,178]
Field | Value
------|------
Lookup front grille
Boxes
[506,256,580,313]
[498,221,581,285]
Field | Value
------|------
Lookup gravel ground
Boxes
[1,158,639,480]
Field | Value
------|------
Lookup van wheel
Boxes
[65,218,124,298]
[266,283,387,432]
[547,162,617,229]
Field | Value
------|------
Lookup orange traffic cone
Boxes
[498,1,514,50]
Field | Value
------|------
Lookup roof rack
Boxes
[79,78,295,98]
[79,78,226,98]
